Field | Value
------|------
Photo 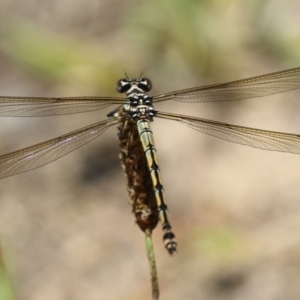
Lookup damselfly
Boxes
[1,67,300,253]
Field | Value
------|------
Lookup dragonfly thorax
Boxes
[116,77,155,120]
[125,93,155,120]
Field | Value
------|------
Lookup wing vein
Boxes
[156,111,300,153]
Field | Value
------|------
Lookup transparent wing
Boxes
[156,111,300,153]
[153,67,300,103]
[0,118,119,179]
[0,96,125,116]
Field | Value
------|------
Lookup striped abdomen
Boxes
[118,115,176,254]
[136,119,177,254]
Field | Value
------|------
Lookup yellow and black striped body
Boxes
[117,106,177,254]
[137,119,177,254]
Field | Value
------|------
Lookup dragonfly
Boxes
[0,66,300,254]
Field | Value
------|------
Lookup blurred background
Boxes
[1,0,300,299]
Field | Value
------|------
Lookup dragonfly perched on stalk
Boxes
[1,66,300,299]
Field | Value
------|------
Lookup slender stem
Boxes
[145,230,159,300]
[0,240,15,300]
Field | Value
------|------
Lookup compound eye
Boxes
[116,79,130,93]
[139,78,152,92]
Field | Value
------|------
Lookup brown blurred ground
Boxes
[1,1,300,299]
